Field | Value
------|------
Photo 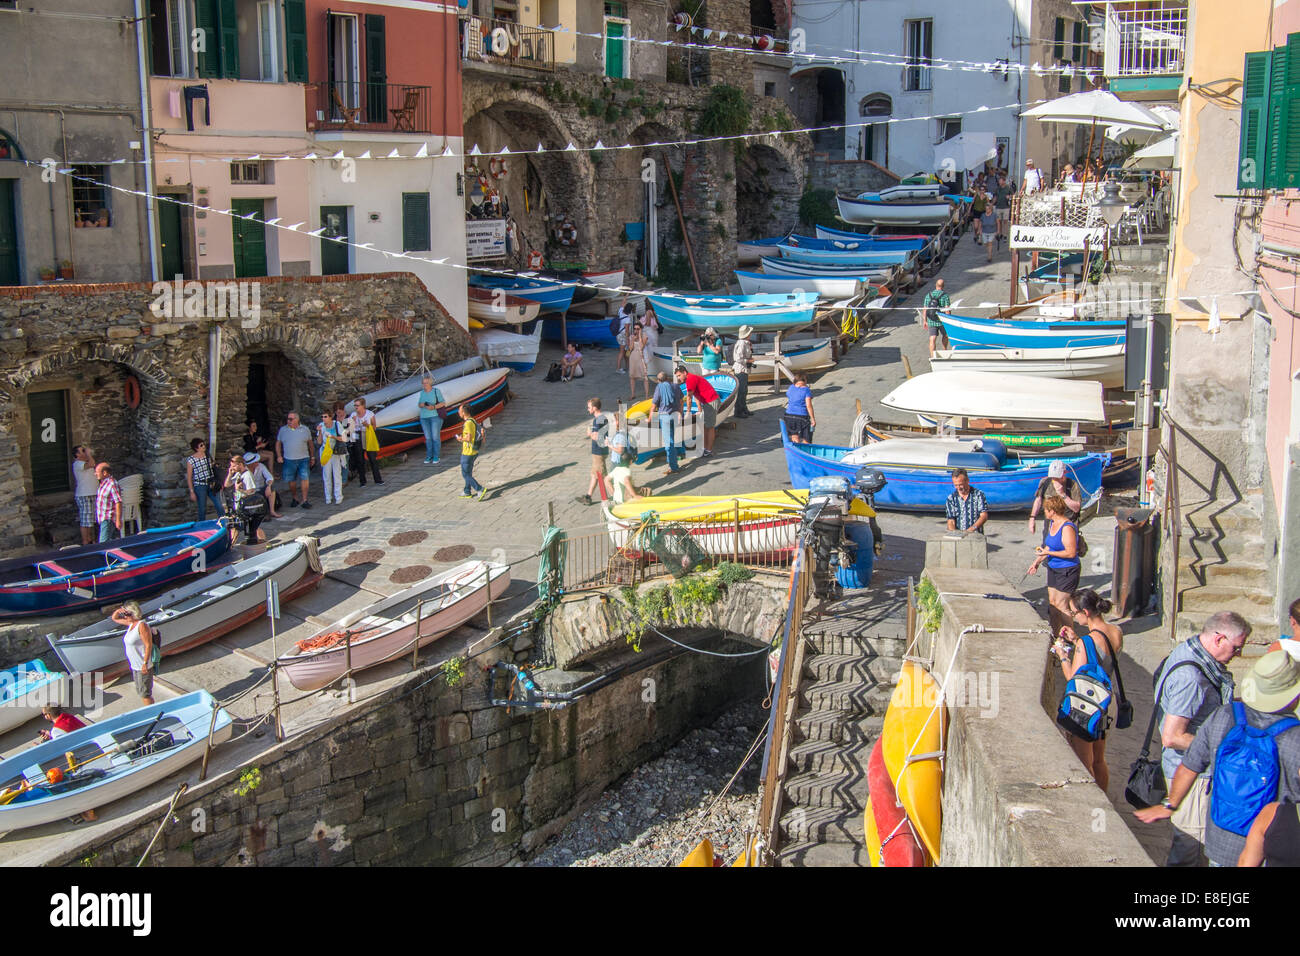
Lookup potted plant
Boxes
[38,266,56,281]
[59,260,74,280]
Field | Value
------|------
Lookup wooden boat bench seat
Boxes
[105,549,137,564]
[36,561,74,578]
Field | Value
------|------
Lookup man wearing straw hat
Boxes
[1136,650,1300,866]
[731,325,755,419]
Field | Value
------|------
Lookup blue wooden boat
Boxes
[808,227,929,252]
[0,522,233,619]
[737,235,791,263]
[0,659,70,734]
[468,275,575,315]
[776,244,916,267]
[938,312,1127,350]
[780,422,1108,512]
[540,316,620,349]
[0,690,233,831]
[759,255,892,279]
[626,372,738,463]
[648,292,819,332]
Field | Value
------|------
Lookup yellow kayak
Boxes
[863,795,882,867]
[881,660,946,863]
[610,489,876,523]
[679,838,716,867]
[468,318,484,330]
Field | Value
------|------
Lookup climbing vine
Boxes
[799,188,838,230]
[696,85,752,156]
[233,766,262,797]
[916,578,943,633]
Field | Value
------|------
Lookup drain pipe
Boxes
[133,0,160,281]
[208,324,221,451]
[489,643,681,711]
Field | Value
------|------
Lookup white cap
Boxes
[1048,461,1066,479]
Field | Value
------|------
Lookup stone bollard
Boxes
[924,531,989,570]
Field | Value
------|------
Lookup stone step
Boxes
[783,768,868,811]
[802,631,912,658]
[775,838,867,867]
[1176,584,1275,617]
[1200,561,1275,589]
[778,803,862,845]
[787,736,872,776]
[1183,505,1265,535]
[793,709,884,745]
[799,680,895,715]
[803,652,903,685]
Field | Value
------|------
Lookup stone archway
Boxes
[736,140,805,242]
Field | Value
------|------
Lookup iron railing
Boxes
[309,81,432,133]
[460,15,555,72]
[1103,1,1186,78]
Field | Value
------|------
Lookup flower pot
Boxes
[59,267,74,280]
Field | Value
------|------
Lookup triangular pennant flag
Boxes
[329,150,345,160]
[717,30,727,42]
[303,152,317,160]
[536,142,545,153]
[593,140,605,150]
[286,222,305,231]
[499,146,511,154]
[265,218,282,226]
[306,227,326,237]
[415,143,429,158]
[701,28,711,40]
[469,144,482,155]
[358,150,372,160]
[248,154,261,160]
[564,143,577,151]
[438,144,453,157]
[386,148,401,158]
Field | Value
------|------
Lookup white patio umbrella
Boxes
[1123,134,1178,170]
[932,132,997,175]
[1024,90,1166,187]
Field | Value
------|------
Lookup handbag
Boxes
[363,423,380,453]
[206,457,221,494]
[1123,658,1218,808]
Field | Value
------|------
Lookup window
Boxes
[257,0,280,81]
[763,81,776,98]
[28,390,70,496]
[71,165,111,227]
[860,95,892,117]
[402,192,430,252]
[149,0,192,77]
[937,118,961,144]
[904,19,933,92]
[230,160,270,184]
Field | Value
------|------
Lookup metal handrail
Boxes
[459,15,555,72]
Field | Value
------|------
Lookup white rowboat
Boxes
[881,371,1107,424]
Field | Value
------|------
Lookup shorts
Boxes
[996,207,1010,222]
[591,453,607,476]
[282,457,309,483]
[784,413,812,442]
[1047,563,1081,594]
[76,495,97,528]
[702,399,719,429]
[133,669,154,699]
[925,317,945,331]
[617,332,628,349]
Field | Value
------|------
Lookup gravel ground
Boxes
[527,701,768,867]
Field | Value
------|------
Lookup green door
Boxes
[27,390,70,495]
[320,205,350,275]
[604,20,624,79]
[158,197,184,279]
[0,180,18,286]
[231,198,267,278]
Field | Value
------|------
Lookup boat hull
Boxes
[929,344,1127,388]
[0,660,70,734]
[374,374,509,458]
[837,195,953,226]
[541,316,620,350]
[865,738,928,867]
[647,339,835,378]
[734,270,866,299]
[647,293,819,333]
[624,372,737,461]
[759,256,890,279]
[344,357,485,418]
[467,288,542,325]
[781,422,1108,512]
[467,276,575,314]
[48,539,321,679]
[776,244,914,267]
[473,324,543,372]
[938,312,1126,350]
[881,371,1108,424]
[882,661,946,862]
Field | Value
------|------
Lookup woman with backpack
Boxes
[1054,588,1124,791]
[457,404,487,501]
[1027,494,1080,636]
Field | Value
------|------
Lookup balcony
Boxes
[1094,1,1186,95]
[308,82,432,136]
[459,15,555,73]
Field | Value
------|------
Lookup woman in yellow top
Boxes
[458,404,488,500]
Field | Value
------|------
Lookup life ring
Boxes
[124,374,141,409]
[488,157,509,179]
[527,249,544,269]
[555,221,578,246]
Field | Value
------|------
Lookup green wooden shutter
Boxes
[1264,45,1291,189]
[1273,33,1300,190]
[402,193,430,251]
[195,0,220,78]
[1072,21,1085,64]
[218,0,239,78]
[284,0,308,83]
[1053,17,1065,61]
[1239,51,1270,188]
[365,15,387,124]
[27,390,70,496]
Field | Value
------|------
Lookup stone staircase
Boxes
[1173,492,1279,654]
[775,626,908,866]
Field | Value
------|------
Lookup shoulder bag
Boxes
[1124,658,1217,809]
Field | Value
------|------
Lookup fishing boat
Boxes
[373,368,510,428]
[648,337,836,378]
[0,690,232,831]
[647,292,818,333]
[602,489,876,568]
[781,423,1108,512]
[373,369,511,458]
[623,371,738,461]
[540,315,620,350]
[881,372,1108,425]
[48,538,323,679]
[734,270,869,299]
[882,661,946,862]
[938,312,1126,351]
[929,343,1127,388]
[837,194,953,227]
[582,269,625,300]
[815,224,932,246]
[864,738,928,867]
[861,182,944,202]
[736,235,789,264]
[473,323,544,372]
[277,560,510,691]
[782,233,928,253]
[0,522,233,619]
[758,256,891,280]
[467,274,575,315]
[344,357,485,417]
[0,660,70,734]
[776,244,917,268]
[467,286,542,326]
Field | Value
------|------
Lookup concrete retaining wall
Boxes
[923,567,1153,866]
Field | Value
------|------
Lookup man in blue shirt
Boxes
[944,468,988,534]
[650,372,682,475]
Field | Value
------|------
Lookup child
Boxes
[457,405,488,500]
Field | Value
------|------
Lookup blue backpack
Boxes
[1056,633,1113,743]
[1210,703,1299,836]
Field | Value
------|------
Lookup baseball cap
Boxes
[1048,461,1065,479]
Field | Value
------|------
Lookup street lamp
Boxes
[1096,179,1127,228]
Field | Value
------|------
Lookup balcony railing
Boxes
[1103,1,1187,78]
[309,81,432,134]
[459,15,555,72]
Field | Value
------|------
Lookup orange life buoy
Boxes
[488,157,509,179]
[527,249,544,270]
[555,220,578,246]
[124,374,141,409]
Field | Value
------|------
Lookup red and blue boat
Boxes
[0,521,232,619]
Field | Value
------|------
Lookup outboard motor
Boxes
[800,469,888,599]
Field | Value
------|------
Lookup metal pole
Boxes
[345,628,354,704]
[413,598,423,670]
[1139,313,1156,507]
[733,499,741,563]
[198,703,221,781]
[269,609,283,741]
[483,562,493,627]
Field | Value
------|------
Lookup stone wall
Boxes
[0,273,475,549]
[806,158,901,199]
[52,637,764,867]
[921,566,1152,867]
